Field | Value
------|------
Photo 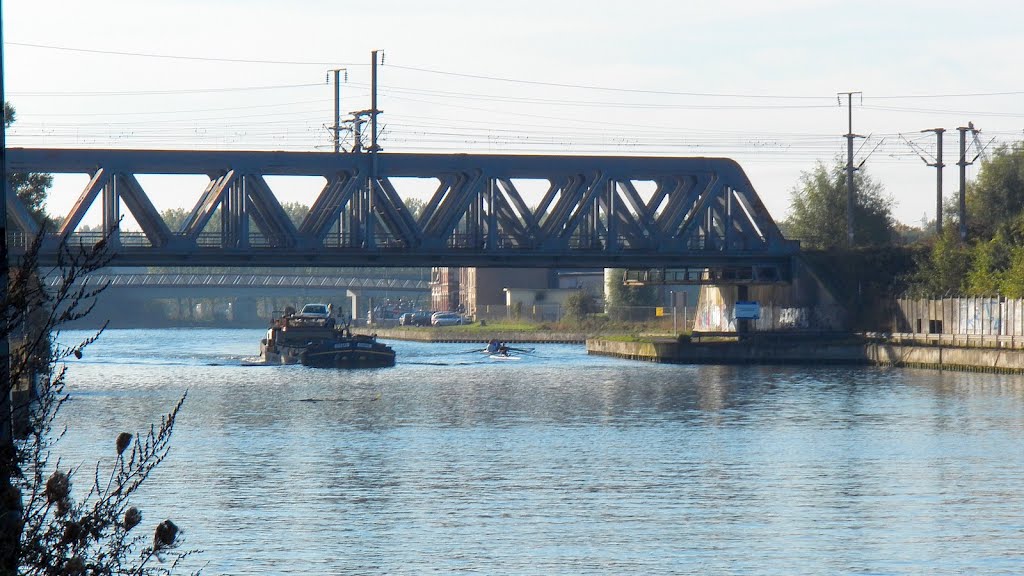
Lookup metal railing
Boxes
[46,272,429,291]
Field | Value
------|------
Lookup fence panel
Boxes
[896,297,1024,337]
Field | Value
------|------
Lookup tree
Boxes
[158,208,191,232]
[784,159,896,249]
[966,142,1024,241]
[999,245,1024,298]
[5,103,54,228]
[964,231,1009,296]
[604,270,657,322]
[402,197,425,219]
[280,202,309,227]
[911,228,970,297]
[563,289,598,324]
[1,234,194,572]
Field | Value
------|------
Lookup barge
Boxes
[259,304,396,368]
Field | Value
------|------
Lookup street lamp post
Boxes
[670,290,677,334]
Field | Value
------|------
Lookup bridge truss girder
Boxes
[6,149,798,273]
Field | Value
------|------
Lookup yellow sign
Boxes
[655,307,665,317]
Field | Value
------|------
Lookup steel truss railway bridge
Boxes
[7,149,798,284]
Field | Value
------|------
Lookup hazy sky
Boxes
[5,0,1023,227]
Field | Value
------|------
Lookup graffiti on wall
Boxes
[693,304,845,332]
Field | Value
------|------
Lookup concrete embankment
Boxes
[587,337,1024,374]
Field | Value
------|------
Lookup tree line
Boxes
[781,142,1024,299]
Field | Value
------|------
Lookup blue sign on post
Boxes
[734,301,761,320]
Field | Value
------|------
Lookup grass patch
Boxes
[599,334,650,343]
[380,317,684,340]
[443,321,541,333]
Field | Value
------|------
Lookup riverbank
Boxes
[586,334,1024,374]
[372,327,586,343]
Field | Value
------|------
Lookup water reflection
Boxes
[52,330,1024,575]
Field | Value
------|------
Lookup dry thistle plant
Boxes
[1,229,199,574]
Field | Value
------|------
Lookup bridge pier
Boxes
[232,297,260,326]
[736,285,750,336]
[347,290,359,324]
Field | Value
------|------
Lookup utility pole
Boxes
[921,128,945,235]
[838,92,863,247]
[956,124,979,242]
[370,50,381,156]
[329,68,347,153]
[351,113,364,153]
[366,50,383,248]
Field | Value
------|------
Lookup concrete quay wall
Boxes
[587,338,1024,374]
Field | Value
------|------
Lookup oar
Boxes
[506,346,535,354]
[458,348,488,354]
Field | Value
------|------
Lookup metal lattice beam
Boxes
[6,149,798,273]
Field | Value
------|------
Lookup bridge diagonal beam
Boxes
[7,182,40,237]
[645,176,672,219]
[533,177,565,230]
[243,174,299,248]
[538,176,576,237]
[655,174,710,237]
[729,188,766,241]
[538,175,596,243]
[116,174,173,248]
[487,188,531,247]
[675,177,728,249]
[245,192,279,247]
[57,168,109,240]
[374,177,422,247]
[421,171,483,243]
[416,176,450,229]
[600,189,647,249]
[616,180,660,244]
[300,171,360,243]
[496,178,542,240]
[180,171,235,240]
[556,172,607,242]
[729,185,787,246]
[718,188,763,250]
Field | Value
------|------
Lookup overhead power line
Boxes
[32,98,335,117]
[864,90,1024,100]
[12,40,1024,102]
[387,64,832,100]
[388,64,1024,101]
[862,104,1024,118]
[8,41,359,66]
[9,82,324,97]
[375,83,836,110]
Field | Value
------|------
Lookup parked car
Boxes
[400,311,433,327]
[431,312,463,327]
[297,303,331,319]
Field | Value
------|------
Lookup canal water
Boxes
[55,328,1024,575]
